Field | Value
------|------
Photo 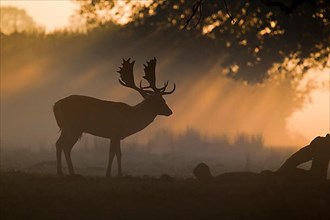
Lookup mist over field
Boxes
[1,129,295,176]
[1,1,329,178]
[0,30,320,176]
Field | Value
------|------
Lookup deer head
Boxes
[117,58,176,116]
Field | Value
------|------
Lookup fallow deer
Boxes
[54,58,175,177]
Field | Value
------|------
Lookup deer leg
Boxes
[63,148,74,175]
[115,140,122,177]
[63,132,79,175]
[106,139,116,177]
[56,132,65,176]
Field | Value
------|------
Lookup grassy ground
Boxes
[1,171,329,220]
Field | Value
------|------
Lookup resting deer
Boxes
[54,58,175,177]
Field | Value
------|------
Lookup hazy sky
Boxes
[0,0,76,32]
[286,68,330,140]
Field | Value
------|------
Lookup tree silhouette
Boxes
[0,7,43,34]
[74,0,329,82]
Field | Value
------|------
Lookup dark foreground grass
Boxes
[0,171,329,220]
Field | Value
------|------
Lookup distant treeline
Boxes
[2,129,298,177]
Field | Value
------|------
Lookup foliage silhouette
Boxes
[75,0,330,82]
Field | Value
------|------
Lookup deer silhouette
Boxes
[54,58,175,177]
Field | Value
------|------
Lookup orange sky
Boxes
[0,0,76,32]
[286,68,330,141]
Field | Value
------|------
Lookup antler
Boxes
[117,58,149,97]
[143,57,176,95]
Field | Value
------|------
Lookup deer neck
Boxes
[133,100,158,125]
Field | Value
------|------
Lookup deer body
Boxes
[54,58,175,177]
[54,95,160,140]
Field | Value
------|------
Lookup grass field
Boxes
[1,171,329,220]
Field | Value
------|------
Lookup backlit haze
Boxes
[0,0,76,32]
[1,0,329,149]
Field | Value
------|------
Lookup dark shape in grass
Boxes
[194,134,330,183]
[277,133,330,180]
